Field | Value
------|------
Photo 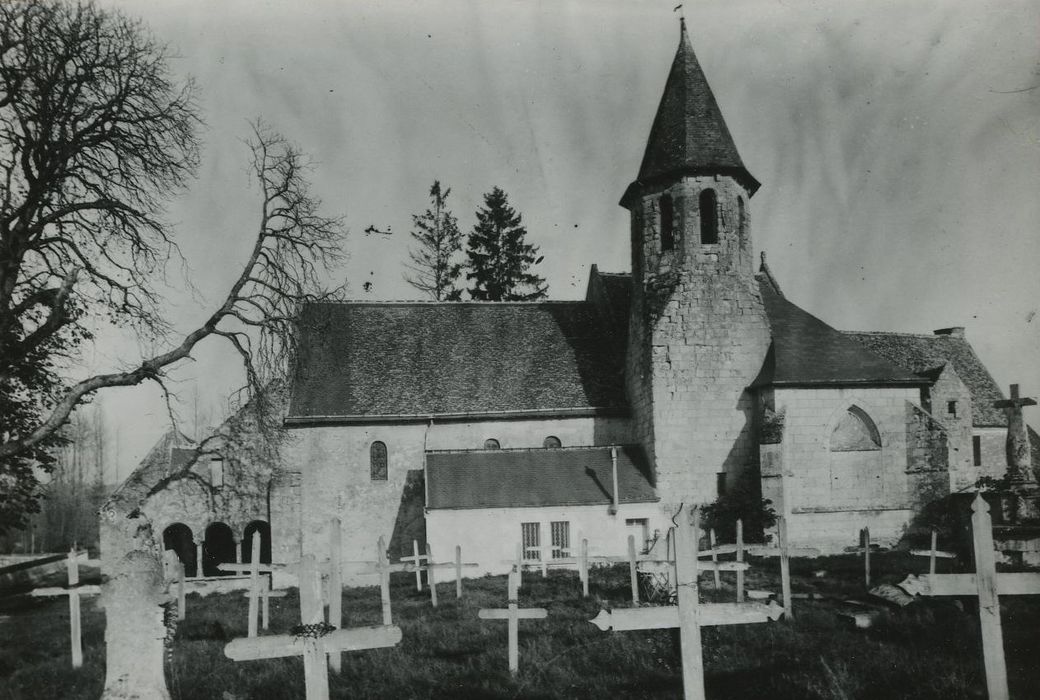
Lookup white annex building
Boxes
[121,22,1036,583]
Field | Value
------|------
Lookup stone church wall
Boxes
[772,386,920,550]
[975,427,1010,482]
[426,501,662,577]
[628,176,771,510]
[289,415,633,585]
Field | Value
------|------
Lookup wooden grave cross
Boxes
[589,506,784,700]
[477,568,548,674]
[899,493,1040,700]
[225,554,403,700]
[623,534,743,604]
[399,543,479,606]
[910,529,957,576]
[30,548,100,668]
[218,534,286,638]
[399,539,430,591]
[347,536,396,625]
[702,516,819,618]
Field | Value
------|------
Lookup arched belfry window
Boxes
[830,406,881,452]
[659,194,675,251]
[370,441,388,480]
[699,189,718,244]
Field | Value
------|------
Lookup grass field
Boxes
[2,552,1039,699]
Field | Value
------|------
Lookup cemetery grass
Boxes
[2,554,1040,699]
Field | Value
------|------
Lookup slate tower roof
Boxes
[623,19,759,205]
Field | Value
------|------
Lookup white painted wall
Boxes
[426,501,663,577]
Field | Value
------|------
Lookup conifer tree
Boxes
[466,187,547,301]
[405,181,464,300]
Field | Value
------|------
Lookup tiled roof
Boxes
[754,276,924,388]
[106,430,196,510]
[845,331,1008,427]
[425,444,656,510]
[287,301,628,421]
[625,20,758,203]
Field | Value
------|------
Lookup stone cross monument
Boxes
[994,384,1036,484]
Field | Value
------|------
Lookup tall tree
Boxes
[0,0,345,532]
[465,187,547,301]
[404,180,463,301]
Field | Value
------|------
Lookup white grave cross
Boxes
[30,548,100,668]
[477,568,548,674]
[225,554,402,700]
[899,493,1040,700]
[218,535,285,637]
[590,505,784,700]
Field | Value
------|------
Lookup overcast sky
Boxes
[86,0,1040,482]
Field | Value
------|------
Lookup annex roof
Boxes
[286,301,628,423]
[753,275,925,388]
[845,330,1008,427]
[624,19,759,204]
[425,444,656,510]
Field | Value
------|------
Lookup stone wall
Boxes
[975,427,1010,481]
[288,415,633,585]
[626,175,770,508]
[770,386,921,549]
[924,364,975,489]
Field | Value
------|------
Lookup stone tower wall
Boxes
[627,175,771,506]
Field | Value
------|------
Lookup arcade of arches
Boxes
[162,519,271,578]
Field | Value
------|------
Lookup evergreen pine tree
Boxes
[405,181,465,301]
[466,187,547,301]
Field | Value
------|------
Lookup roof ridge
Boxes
[304,299,590,307]
[844,330,950,339]
[426,443,635,455]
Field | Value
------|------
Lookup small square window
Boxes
[626,518,651,554]
[947,401,958,417]
[209,458,224,489]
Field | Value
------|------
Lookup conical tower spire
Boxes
[624,19,758,204]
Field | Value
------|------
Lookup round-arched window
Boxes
[483,438,501,450]
[543,436,562,449]
[370,441,388,480]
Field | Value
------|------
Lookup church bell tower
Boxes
[621,19,772,506]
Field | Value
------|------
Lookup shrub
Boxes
[701,484,777,543]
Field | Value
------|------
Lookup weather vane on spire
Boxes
[673,3,685,20]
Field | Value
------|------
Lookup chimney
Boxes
[933,327,965,339]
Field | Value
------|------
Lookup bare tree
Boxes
[0,0,345,530]
[405,180,464,301]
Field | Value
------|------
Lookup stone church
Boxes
[124,21,1033,583]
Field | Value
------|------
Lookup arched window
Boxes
[162,523,197,578]
[202,522,236,577]
[242,520,272,565]
[543,435,561,449]
[830,406,881,451]
[484,438,501,450]
[370,441,388,480]
[659,194,675,251]
[699,189,718,244]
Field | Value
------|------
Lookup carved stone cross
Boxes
[994,383,1037,483]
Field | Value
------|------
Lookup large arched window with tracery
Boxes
[830,406,881,451]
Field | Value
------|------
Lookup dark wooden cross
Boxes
[994,384,1037,483]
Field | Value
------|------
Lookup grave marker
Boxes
[219,535,283,638]
[225,554,402,700]
[30,548,100,669]
[590,505,785,700]
[477,568,548,674]
[910,529,956,576]
[898,493,1040,700]
[400,540,429,591]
